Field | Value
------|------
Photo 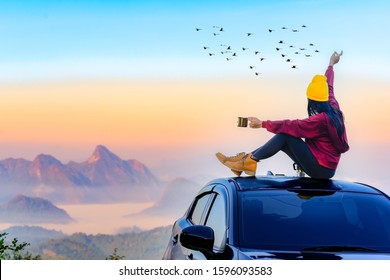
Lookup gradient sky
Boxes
[0,0,390,192]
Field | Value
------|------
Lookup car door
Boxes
[167,191,215,260]
[183,190,229,260]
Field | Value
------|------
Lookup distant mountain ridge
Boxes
[1,225,66,245]
[0,194,74,224]
[0,145,161,203]
[1,225,171,260]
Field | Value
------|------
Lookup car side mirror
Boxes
[180,225,215,254]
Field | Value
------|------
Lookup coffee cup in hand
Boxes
[237,117,248,127]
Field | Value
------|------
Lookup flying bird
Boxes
[194,24,316,76]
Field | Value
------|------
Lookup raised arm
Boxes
[326,51,343,109]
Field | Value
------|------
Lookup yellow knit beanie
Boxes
[306,75,329,102]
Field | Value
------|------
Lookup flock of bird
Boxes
[195,25,321,77]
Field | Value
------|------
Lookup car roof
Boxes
[209,176,385,196]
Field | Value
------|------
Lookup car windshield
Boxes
[238,189,390,252]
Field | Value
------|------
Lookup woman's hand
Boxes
[248,117,263,128]
[329,50,343,66]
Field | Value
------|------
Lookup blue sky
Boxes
[0,0,389,82]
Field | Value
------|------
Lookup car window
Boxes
[239,190,390,252]
[204,194,227,252]
[189,193,213,225]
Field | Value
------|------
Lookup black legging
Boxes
[251,133,335,179]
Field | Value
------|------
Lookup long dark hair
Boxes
[307,99,345,141]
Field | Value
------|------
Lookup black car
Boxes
[163,175,390,260]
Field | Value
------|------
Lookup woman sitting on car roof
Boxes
[217,51,349,179]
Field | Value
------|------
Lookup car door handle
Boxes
[171,234,178,245]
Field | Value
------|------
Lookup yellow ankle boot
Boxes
[223,153,257,176]
[216,152,246,164]
[216,152,247,177]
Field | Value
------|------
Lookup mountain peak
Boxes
[6,194,52,208]
[33,154,62,166]
[0,194,74,224]
[88,145,119,164]
[95,145,110,153]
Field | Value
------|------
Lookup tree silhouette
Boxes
[106,248,125,260]
[0,232,41,260]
